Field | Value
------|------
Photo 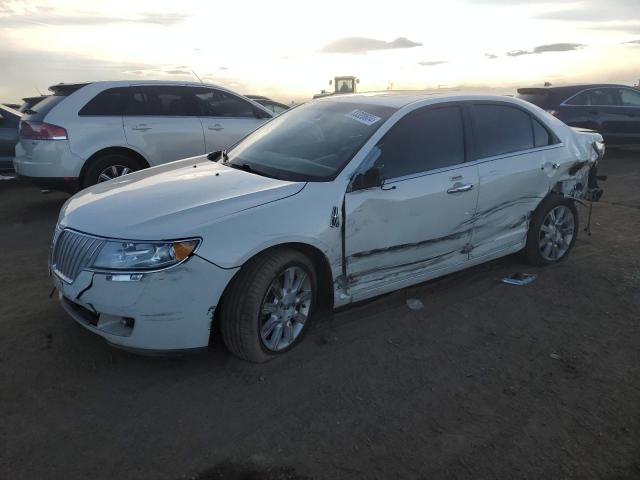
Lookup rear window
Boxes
[516,89,555,109]
[19,95,66,122]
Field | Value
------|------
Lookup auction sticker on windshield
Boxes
[346,109,382,126]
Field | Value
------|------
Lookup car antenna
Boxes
[191,69,203,84]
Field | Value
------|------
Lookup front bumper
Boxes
[53,256,238,352]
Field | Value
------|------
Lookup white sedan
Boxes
[51,93,604,362]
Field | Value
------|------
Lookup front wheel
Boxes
[524,196,578,266]
[220,248,317,363]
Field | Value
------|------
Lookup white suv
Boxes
[13,81,273,191]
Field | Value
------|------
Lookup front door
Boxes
[123,85,206,166]
[192,87,268,152]
[344,104,478,298]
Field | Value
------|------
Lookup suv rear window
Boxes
[79,87,130,116]
[20,95,66,121]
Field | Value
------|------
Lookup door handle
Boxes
[541,162,560,170]
[132,126,151,132]
[447,183,474,194]
[208,124,224,131]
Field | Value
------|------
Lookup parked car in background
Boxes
[245,95,290,115]
[51,93,604,361]
[517,84,640,145]
[13,81,273,192]
[2,103,21,110]
[19,95,48,113]
[0,104,21,171]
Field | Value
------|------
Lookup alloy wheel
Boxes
[259,265,312,352]
[97,165,133,183]
[538,205,575,261]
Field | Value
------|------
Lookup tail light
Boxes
[20,121,67,140]
[546,109,559,117]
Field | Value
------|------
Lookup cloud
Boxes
[417,60,447,67]
[623,39,640,45]
[166,69,191,75]
[321,36,422,54]
[507,43,585,56]
[0,9,189,27]
[485,53,498,59]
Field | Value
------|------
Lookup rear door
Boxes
[192,87,270,152]
[468,102,563,259]
[123,85,206,166]
[616,87,640,144]
[344,104,479,297]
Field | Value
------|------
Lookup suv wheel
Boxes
[83,154,144,188]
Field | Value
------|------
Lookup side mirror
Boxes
[352,167,384,191]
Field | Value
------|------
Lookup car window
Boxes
[532,117,554,147]
[619,88,640,107]
[472,104,534,158]
[127,86,197,116]
[566,89,619,106]
[79,87,130,116]
[192,87,256,117]
[374,106,465,180]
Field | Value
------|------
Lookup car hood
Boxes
[59,156,306,239]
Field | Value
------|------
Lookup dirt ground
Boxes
[1,151,639,480]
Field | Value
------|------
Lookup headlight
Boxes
[92,239,200,271]
[593,140,605,160]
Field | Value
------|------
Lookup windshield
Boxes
[226,101,396,182]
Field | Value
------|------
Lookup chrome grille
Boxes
[52,230,105,283]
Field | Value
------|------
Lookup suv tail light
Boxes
[20,121,68,140]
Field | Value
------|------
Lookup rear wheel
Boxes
[524,195,578,266]
[220,248,317,363]
[83,153,144,188]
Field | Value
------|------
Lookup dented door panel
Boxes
[344,164,479,295]
[469,146,566,258]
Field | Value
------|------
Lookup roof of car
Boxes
[518,84,635,94]
[314,91,527,109]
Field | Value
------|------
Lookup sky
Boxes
[1,0,639,103]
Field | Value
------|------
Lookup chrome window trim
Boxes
[380,144,564,186]
[53,228,202,279]
[559,86,640,107]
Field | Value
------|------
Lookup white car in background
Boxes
[13,81,273,191]
[51,93,604,362]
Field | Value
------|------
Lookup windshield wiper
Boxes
[227,162,277,179]
[207,150,228,162]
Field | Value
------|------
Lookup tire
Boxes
[524,195,579,266]
[83,153,144,188]
[220,248,317,363]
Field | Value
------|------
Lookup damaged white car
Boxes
[51,93,604,362]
